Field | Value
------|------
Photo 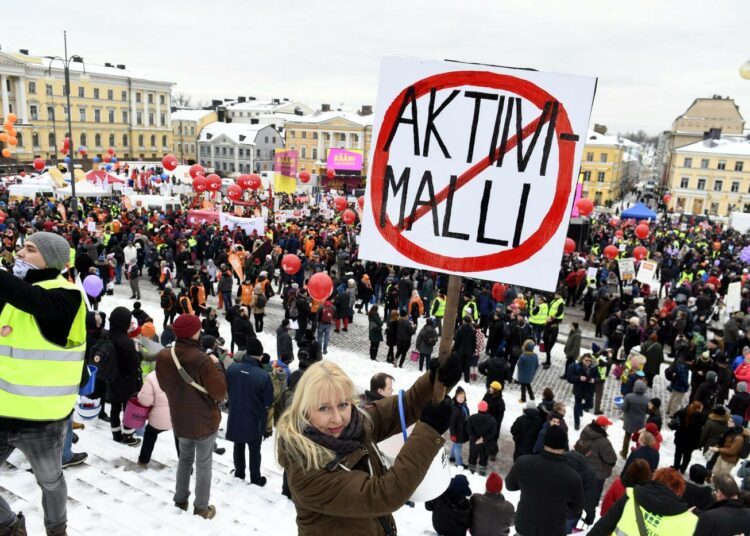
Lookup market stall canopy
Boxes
[8,183,55,197]
[56,180,112,197]
[85,170,125,184]
[620,202,657,221]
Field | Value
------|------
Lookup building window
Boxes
[150,135,156,147]
[79,108,86,122]
[48,132,55,147]
[709,202,719,215]
[14,132,22,147]
[121,90,127,101]
[29,105,38,121]
[109,134,115,147]
[28,81,36,94]
[159,94,165,105]
[138,134,144,147]
[312,132,318,140]
[107,89,113,100]
[160,113,165,125]
[732,181,740,193]
[718,160,726,170]
[32,132,39,147]
[190,127,195,135]
[238,148,242,157]
[94,109,101,123]
[46,84,53,96]
[680,177,689,188]
[312,148,318,160]
[122,111,128,124]
[78,87,85,98]
[136,92,141,103]
[697,178,706,190]
[701,158,709,169]
[600,153,608,163]
[123,134,128,147]
[301,147,306,158]
[80,133,86,147]
[136,112,142,125]
[684,157,692,168]
[148,113,154,125]
[94,133,101,147]
[93,88,100,99]
[148,94,154,104]
[352,134,359,143]
[301,131,306,139]
[265,136,269,143]
[177,126,182,135]
[582,170,591,181]
[290,131,295,138]
[162,135,167,147]
[597,171,605,183]
[736,161,744,172]
[594,191,602,205]
[108,110,114,123]
[714,179,723,191]
[586,151,593,162]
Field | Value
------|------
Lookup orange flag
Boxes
[228,252,244,282]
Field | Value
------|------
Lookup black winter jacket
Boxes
[510,408,543,461]
[466,413,497,442]
[693,498,750,536]
[425,491,472,536]
[478,355,511,389]
[107,307,143,404]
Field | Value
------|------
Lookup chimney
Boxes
[217,109,225,122]
[237,96,246,103]
[283,98,289,102]
[321,103,331,112]
[206,133,213,140]
[272,98,280,104]
[117,64,126,70]
[19,49,29,55]
[294,107,303,116]
[105,62,113,67]
[211,99,222,109]
[248,96,256,101]
[250,118,259,125]
[593,124,607,135]
[359,105,373,116]
[239,135,246,142]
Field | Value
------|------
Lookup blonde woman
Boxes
[277,358,461,535]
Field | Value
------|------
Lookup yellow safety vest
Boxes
[615,488,698,536]
[102,232,112,246]
[462,301,479,321]
[188,237,197,249]
[68,247,76,268]
[549,297,565,320]
[679,272,693,282]
[529,302,549,325]
[0,276,86,421]
[432,297,446,317]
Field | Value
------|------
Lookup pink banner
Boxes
[326,148,363,171]
[187,210,220,226]
[274,150,298,177]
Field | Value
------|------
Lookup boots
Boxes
[0,513,26,536]
[193,505,216,519]
[120,434,141,447]
[112,430,122,443]
[478,465,487,476]
[45,524,66,536]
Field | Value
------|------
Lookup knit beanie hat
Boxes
[247,337,264,357]
[707,371,718,383]
[447,474,472,497]
[478,400,489,413]
[173,314,202,339]
[543,426,567,450]
[731,415,744,428]
[490,381,503,392]
[27,232,70,270]
[485,472,503,494]
[738,381,748,393]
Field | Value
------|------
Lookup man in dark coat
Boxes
[510,401,543,461]
[454,315,476,382]
[276,319,294,364]
[425,474,472,536]
[478,354,511,390]
[107,306,143,446]
[694,473,750,535]
[506,426,584,536]
[226,337,274,487]
[565,439,598,527]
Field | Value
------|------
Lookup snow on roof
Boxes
[198,122,273,145]
[284,110,374,127]
[675,136,750,156]
[584,130,637,148]
[171,109,214,122]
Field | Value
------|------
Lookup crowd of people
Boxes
[1,183,750,535]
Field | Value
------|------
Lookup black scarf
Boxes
[303,408,363,456]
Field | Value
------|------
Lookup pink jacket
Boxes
[137,371,172,431]
[736,363,750,384]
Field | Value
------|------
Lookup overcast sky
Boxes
[3,0,749,135]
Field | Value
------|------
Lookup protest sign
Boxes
[187,210,220,226]
[218,213,265,236]
[617,258,636,282]
[274,149,298,193]
[274,209,310,223]
[636,259,658,284]
[358,57,596,291]
[726,281,742,313]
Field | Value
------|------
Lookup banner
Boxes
[357,57,597,291]
[327,148,364,171]
[219,213,265,236]
[636,259,658,284]
[274,149,298,194]
[274,209,310,223]
[187,210,220,226]
[617,258,636,282]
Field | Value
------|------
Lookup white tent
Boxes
[8,183,55,197]
[56,181,112,197]
[22,172,58,188]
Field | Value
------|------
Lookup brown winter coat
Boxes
[716,428,750,465]
[278,372,444,536]
[155,338,227,439]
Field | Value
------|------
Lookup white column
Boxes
[0,75,8,118]
[166,94,172,128]
[234,144,239,174]
[143,93,149,127]
[210,143,215,169]
[345,132,352,149]
[17,77,28,123]
[155,95,161,127]
[130,90,136,127]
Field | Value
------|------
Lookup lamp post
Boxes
[44,31,87,220]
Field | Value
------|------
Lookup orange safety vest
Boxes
[241,284,254,306]
[179,295,194,315]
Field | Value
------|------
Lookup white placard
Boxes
[274,209,311,223]
[586,266,598,280]
[617,258,636,282]
[358,57,597,291]
[726,281,742,313]
[636,259,658,284]
[219,213,265,236]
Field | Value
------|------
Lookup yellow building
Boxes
[171,109,217,165]
[284,106,373,184]
[668,137,750,216]
[0,49,174,165]
[579,130,639,206]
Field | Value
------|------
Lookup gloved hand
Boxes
[263,428,273,439]
[450,435,457,442]
[429,352,463,389]
[420,397,453,435]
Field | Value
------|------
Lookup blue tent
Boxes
[620,202,657,221]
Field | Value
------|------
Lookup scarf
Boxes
[303,408,363,456]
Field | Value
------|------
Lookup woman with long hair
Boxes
[368,305,383,361]
[276,359,461,535]
[672,400,705,473]
[385,310,399,364]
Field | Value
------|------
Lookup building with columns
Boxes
[283,107,374,182]
[197,122,283,175]
[171,108,217,165]
[0,48,174,164]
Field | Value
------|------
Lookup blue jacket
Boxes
[668,360,690,393]
[478,292,496,316]
[226,357,274,443]
[516,352,539,384]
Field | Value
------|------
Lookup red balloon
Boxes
[564,237,576,254]
[107,147,115,155]
[162,154,178,171]
[663,194,672,204]
[326,168,335,179]
[227,184,243,201]
[576,198,594,216]
[635,224,649,239]
[281,254,301,275]
[193,175,208,193]
[603,245,619,259]
[154,177,161,184]
[342,209,356,225]
[308,272,333,302]
[248,174,261,190]
[298,170,311,184]
[357,196,365,210]
[19,171,26,177]
[33,158,45,171]
[609,218,619,227]
[102,155,110,163]
[237,174,252,190]
[334,197,348,211]
[633,245,648,261]
[189,164,206,179]
[206,174,222,192]
[614,230,624,238]
[491,283,503,302]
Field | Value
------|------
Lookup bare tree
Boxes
[172,92,193,108]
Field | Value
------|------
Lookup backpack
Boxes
[739,434,750,460]
[91,331,119,383]
[320,304,334,324]
[289,299,299,319]
[255,293,267,308]
[160,291,173,309]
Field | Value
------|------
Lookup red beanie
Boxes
[173,314,202,339]
[486,472,503,493]
[478,400,488,413]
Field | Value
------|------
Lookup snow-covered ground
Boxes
[2,281,693,535]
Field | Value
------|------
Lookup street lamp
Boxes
[740,59,750,80]
[44,31,88,220]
